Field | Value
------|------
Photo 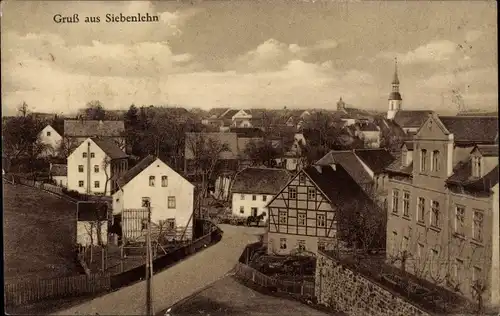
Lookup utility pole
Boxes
[145,201,154,316]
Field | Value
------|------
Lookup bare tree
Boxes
[57,137,79,158]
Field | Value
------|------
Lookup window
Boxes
[78,180,84,187]
[167,218,175,230]
[241,194,245,200]
[252,195,257,201]
[391,189,399,214]
[280,238,287,249]
[299,174,306,184]
[240,206,244,214]
[262,195,267,202]
[94,165,99,173]
[279,211,287,224]
[82,152,88,158]
[420,149,427,172]
[473,210,484,242]
[454,258,464,283]
[403,191,410,217]
[431,201,440,227]
[317,213,326,228]
[90,152,95,158]
[161,176,168,187]
[455,205,465,236]
[168,196,176,209]
[94,181,100,188]
[78,165,84,173]
[149,176,155,187]
[431,150,440,171]
[141,197,150,207]
[473,157,482,177]
[289,187,297,199]
[297,240,306,251]
[417,197,425,223]
[46,131,51,136]
[308,188,316,200]
[298,212,306,226]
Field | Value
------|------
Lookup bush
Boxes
[62,187,84,200]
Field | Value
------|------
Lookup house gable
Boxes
[414,114,450,140]
[69,137,108,161]
[233,109,252,120]
[267,169,335,237]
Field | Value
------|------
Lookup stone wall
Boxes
[315,251,430,316]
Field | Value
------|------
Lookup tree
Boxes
[18,101,30,117]
[244,139,280,167]
[83,100,106,120]
[57,137,79,158]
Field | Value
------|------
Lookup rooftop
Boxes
[91,137,128,160]
[64,120,124,137]
[315,150,372,185]
[231,167,291,195]
[353,149,396,174]
[50,163,67,177]
[439,115,498,144]
[393,110,433,128]
[115,155,157,188]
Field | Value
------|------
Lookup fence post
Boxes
[301,282,304,296]
[252,269,255,282]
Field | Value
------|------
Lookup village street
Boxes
[53,224,265,316]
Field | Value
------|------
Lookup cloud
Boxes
[416,67,498,91]
[232,38,339,72]
[465,30,482,43]
[377,40,460,64]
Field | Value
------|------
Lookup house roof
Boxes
[229,127,265,138]
[184,132,239,160]
[385,159,413,176]
[446,160,499,191]
[438,116,498,144]
[231,167,291,195]
[64,120,124,137]
[474,144,498,157]
[303,164,379,210]
[50,163,67,176]
[207,108,230,118]
[115,155,162,188]
[393,110,433,128]
[315,150,372,185]
[219,109,240,119]
[91,137,128,160]
[77,202,109,221]
[353,149,396,174]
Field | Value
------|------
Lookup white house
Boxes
[76,202,109,247]
[354,122,381,148]
[67,137,128,195]
[231,110,253,128]
[38,124,63,157]
[231,167,291,222]
[112,155,195,242]
[50,163,67,187]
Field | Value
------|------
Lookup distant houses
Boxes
[38,124,63,157]
[67,137,128,195]
[230,167,290,222]
[112,155,195,242]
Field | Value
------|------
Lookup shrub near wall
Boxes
[315,251,430,316]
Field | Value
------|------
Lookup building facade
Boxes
[112,155,195,242]
[385,114,499,306]
[38,124,63,157]
[230,167,290,222]
[67,137,128,195]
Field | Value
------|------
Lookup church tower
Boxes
[337,97,346,112]
[387,58,402,120]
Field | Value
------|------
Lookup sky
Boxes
[1,1,497,115]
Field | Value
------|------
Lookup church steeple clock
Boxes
[387,58,403,120]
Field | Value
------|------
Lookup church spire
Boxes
[392,57,400,85]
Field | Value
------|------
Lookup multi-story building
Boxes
[230,167,290,222]
[385,113,499,306]
[64,120,126,150]
[266,163,382,256]
[67,137,128,195]
[113,155,195,242]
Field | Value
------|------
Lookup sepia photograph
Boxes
[1,1,498,315]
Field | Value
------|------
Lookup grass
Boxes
[162,276,337,316]
[3,182,81,282]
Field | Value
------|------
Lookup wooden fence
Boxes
[5,273,111,306]
[234,262,315,297]
[16,177,76,202]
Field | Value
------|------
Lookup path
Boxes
[53,224,265,315]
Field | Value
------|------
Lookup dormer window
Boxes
[472,157,482,178]
[401,148,408,167]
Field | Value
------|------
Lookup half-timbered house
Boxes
[266,163,382,256]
